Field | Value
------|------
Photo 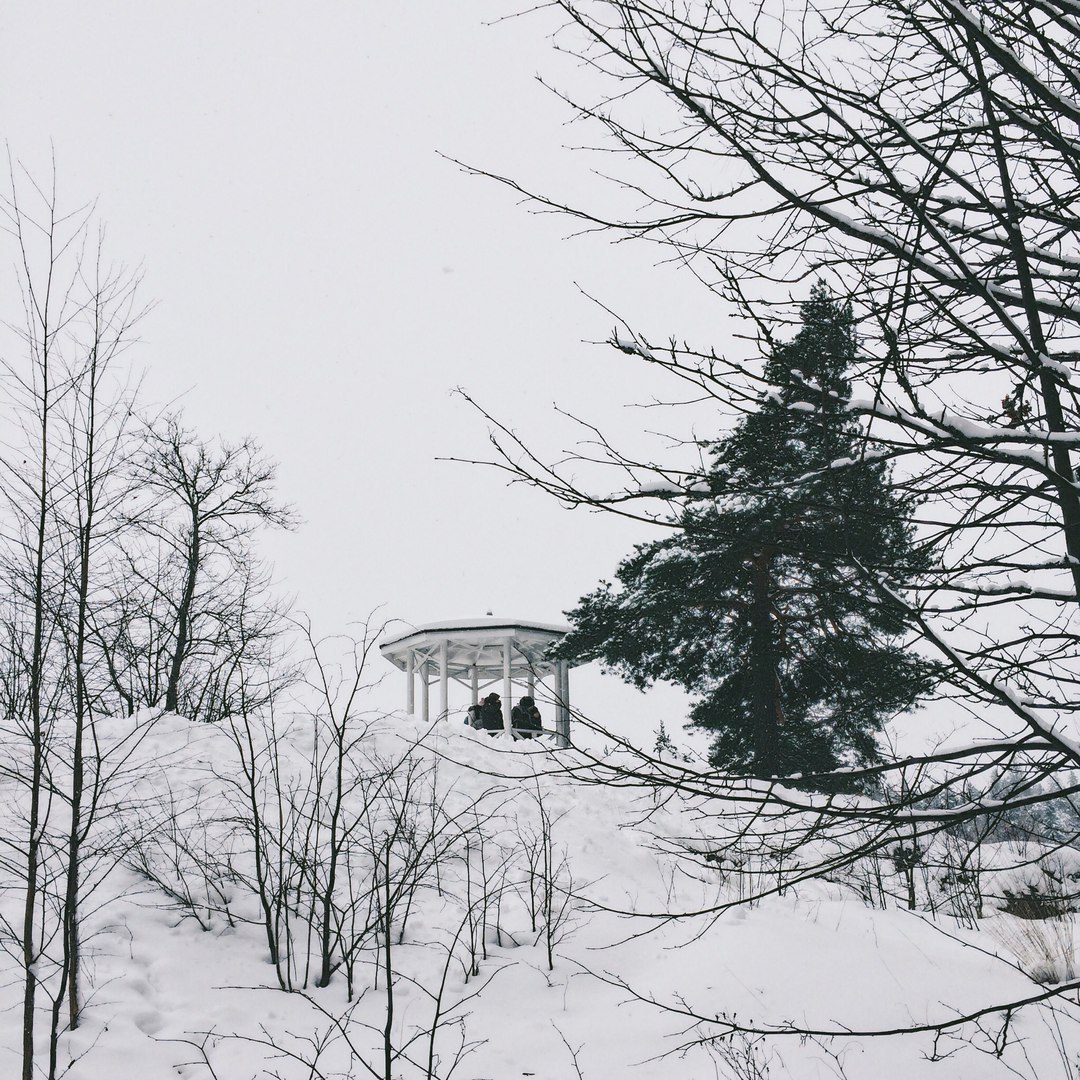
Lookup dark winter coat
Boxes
[511,703,542,732]
[480,698,504,730]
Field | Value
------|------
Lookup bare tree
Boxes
[0,163,146,1079]
[121,413,295,721]
[49,224,144,1060]
[0,163,300,1079]
[452,0,1080,1050]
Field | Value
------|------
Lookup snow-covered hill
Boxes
[2,712,1077,1079]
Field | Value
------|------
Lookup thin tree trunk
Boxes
[970,33,1080,600]
[165,514,200,713]
[22,415,48,1080]
[749,551,781,776]
[382,842,394,1080]
[22,297,53,1080]
[317,727,345,988]
[48,369,97,1076]
[66,342,98,1033]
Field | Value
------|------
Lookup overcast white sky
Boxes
[0,3,754,730]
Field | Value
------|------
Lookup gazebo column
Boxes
[405,652,415,716]
[527,670,535,699]
[470,665,479,705]
[420,663,430,724]
[556,659,570,747]
[439,639,449,720]
[502,640,513,732]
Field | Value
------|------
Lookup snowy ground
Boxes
[2,712,1078,1080]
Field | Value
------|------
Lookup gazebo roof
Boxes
[380,618,571,682]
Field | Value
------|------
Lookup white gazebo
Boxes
[379,618,574,746]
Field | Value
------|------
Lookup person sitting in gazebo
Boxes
[479,692,503,731]
[512,696,542,738]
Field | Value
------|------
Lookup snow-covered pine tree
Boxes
[560,285,937,787]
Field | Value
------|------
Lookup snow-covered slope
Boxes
[1,713,1076,1079]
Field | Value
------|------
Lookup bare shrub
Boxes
[987,913,1078,986]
